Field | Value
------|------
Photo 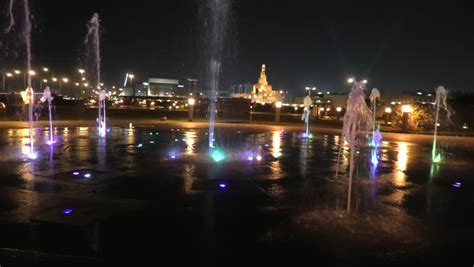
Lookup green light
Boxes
[211,149,225,162]
[432,140,442,163]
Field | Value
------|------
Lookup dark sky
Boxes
[3,0,474,94]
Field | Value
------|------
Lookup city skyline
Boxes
[1,1,474,93]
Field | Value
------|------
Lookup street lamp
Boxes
[23,70,36,88]
[347,77,368,84]
[305,86,316,96]
[401,105,412,131]
[275,101,282,123]
[78,69,85,98]
[40,79,48,90]
[384,107,392,125]
[188,98,195,121]
[60,77,68,94]
[3,72,14,92]
[128,74,135,96]
[42,67,49,72]
[14,70,21,75]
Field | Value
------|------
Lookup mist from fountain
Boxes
[336,80,373,212]
[432,86,452,163]
[203,0,232,151]
[40,86,55,145]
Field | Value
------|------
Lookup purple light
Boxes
[171,155,176,159]
[256,155,262,161]
[46,140,55,145]
[63,208,73,214]
[72,171,80,176]
[247,156,254,161]
[219,183,226,188]
[453,182,462,188]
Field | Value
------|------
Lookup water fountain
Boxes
[98,89,107,137]
[302,94,312,138]
[336,79,372,212]
[432,86,451,163]
[9,0,36,159]
[40,86,55,145]
[369,88,380,147]
[203,0,232,154]
[371,125,382,166]
[84,13,104,137]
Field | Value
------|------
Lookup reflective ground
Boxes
[0,124,473,265]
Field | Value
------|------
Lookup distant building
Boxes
[147,78,179,97]
[230,64,282,104]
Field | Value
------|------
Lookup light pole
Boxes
[275,101,282,123]
[384,107,392,125]
[24,70,36,88]
[40,79,48,90]
[60,77,69,94]
[128,74,135,96]
[401,105,412,131]
[305,86,316,97]
[78,69,85,98]
[3,72,13,92]
[188,97,195,121]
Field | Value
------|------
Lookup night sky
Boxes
[2,0,474,94]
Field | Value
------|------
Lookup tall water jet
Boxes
[84,13,104,137]
[202,0,233,150]
[432,86,451,163]
[40,86,55,145]
[98,89,107,137]
[369,88,380,147]
[336,80,372,212]
[302,94,312,138]
[12,0,35,159]
[6,0,15,33]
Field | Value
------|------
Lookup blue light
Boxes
[453,182,462,188]
[28,152,38,160]
[247,156,254,161]
[84,173,92,178]
[63,208,73,214]
[137,144,143,148]
[219,183,226,188]
[211,149,225,162]
[371,150,379,166]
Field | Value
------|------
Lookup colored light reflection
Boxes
[63,208,73,214]
[219,183,226,188]
[395,142,409,186]
[271,130,282,158]
[184,130,197,155]
[453,182,461,188]
[73,171,80,176]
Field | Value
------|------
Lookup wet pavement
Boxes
[0,124,473,266]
